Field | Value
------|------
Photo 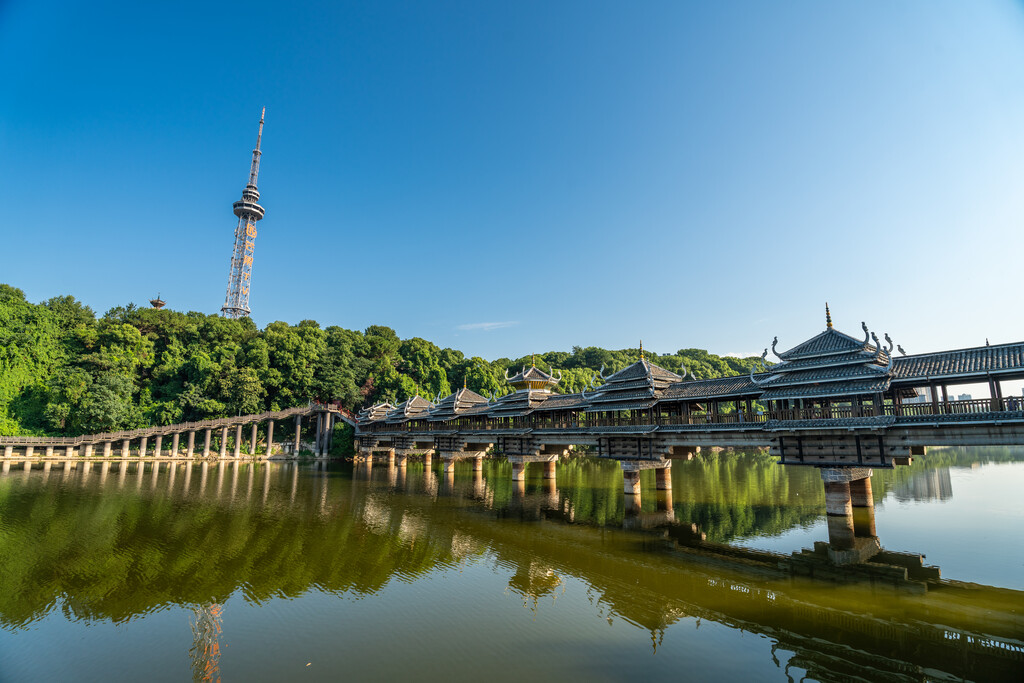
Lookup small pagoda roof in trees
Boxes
[149,294,166,309]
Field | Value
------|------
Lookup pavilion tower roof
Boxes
[385,395,433,423]
[358,401,394,424]
[583,357,682,413]
[755,307,897,401]
[426,387,490,421]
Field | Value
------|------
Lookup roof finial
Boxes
[531,354,536,367]
[825,303,833,329]
[639,340,644,361]
[463,376,467,390]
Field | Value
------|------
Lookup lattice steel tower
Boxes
[221,108,266,319]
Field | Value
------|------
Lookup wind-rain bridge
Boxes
[356,312,1024,561]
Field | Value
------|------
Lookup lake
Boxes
[0,448,1022,681]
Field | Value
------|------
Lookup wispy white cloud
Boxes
[456,321,519,332]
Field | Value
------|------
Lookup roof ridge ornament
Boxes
[871,332,884,361]
[826,303,833,329]
[884,333,895,355]
[897,344,907,356]
[861,322,870,348]
[771,336,782,360]
[750,349,769,386]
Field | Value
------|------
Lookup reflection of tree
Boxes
[507,561,562,613]
[189,603,222,683]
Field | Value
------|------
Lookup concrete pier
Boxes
[622,469,641,496]
[154,435,163,458]
[84,443,93,458]
[186,430,195,457]
[250,423,258,455]
[233,425,243,458]
[266,421,275,457]
[294,415,302,454]
[102,442,112,457]
[121,439,131,457]
[3,445,12,458]
[25,446,34,458]
[655,464,672,490]
[423,452,433,470]
[219,427,228,458]
[511,461,526,482]
[820,467,878,562]
[45,445,54,458]
[171,433,180,457]
[543,460,556,479]
[474,456,483,473]
[140,436,148,457]
[850,476,876,538]
[203,429,212,457]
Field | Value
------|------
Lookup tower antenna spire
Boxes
[221,109,267,319]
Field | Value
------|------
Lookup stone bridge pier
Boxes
[820,467,880,564]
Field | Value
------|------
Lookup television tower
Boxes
[221,108,266,319]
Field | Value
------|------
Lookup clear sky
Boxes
[2,0,1023,361]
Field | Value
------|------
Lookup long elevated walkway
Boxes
[0,404,355,459]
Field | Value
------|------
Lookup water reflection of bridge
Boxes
[2,460,1022,681]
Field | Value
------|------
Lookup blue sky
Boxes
[2,0,1023,361]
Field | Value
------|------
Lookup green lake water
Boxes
[0,448,1022,681]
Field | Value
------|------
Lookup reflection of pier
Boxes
[3,459,1022,681]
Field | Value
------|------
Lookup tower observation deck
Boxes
[221,108,266,319]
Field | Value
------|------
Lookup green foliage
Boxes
[0,283,764,436]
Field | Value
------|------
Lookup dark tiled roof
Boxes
[604,359,682,384]
[532,393,588,412]
[891,342,1024,381]
[485,389,553,417]
[384,396,433,423]
[358,402,394,423]
[758,378,890,401]
[427,388,490,420]
[659,375,764,400]
[776,327,869,360]
[760,362,889,387]
[765,416,896,430]
[766,350,878,372]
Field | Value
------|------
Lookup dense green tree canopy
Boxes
[0,284,764,436]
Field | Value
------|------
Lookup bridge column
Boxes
[655,463,672,491]
[511,461,526,482]
[234,425,243,458]
[171,433,180,458]
[423,451,433,470]
[850,475,876,538]
[3,445,12,458]
[2,460,9,473]
[65,446,75,458]
[154,435,163,458]
[250,423,258,455]
[543,461,556,479]
[387,448,395,466]
[821,468,869,551]
[294,415,302,455]
[474,456,483,473]
[219,427,228,458]
[622,469,641,496]
[102,442,112,458]
[203,429,212,457]
[266,421,275,457]
[121,439,131,457]
[45,445,54,458]
[187,431,196,458]
[25,445,35,458]
[316,413,325,456]
[139,436,148,458]
[83,443,93,458]
[325,414,334,454]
